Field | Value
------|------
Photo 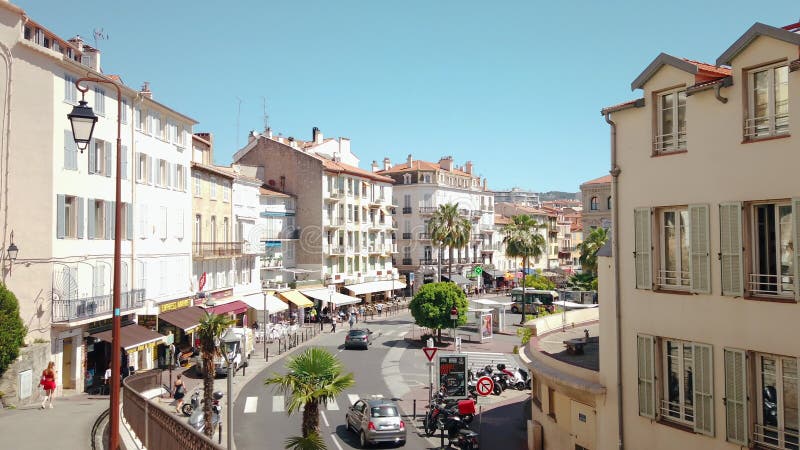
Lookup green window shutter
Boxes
[76,197,84,239]
[126,203,133,240]
[88,139,96,174]
[637,334,656,419]
[56,194,65,239]
[724,348,748,445]
[105,141,113,177]
[719,202,743,296]
[634,208,652,290]
[87,199,95,239]
[121,145,128,180]
[689,204,711,294]
[793,199,800,301]
[692,342,714,436]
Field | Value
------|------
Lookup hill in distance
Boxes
[539,191,580,201]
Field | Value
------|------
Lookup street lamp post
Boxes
[219,330,238,449]
[67,77,123,450]
[262,291,267,360]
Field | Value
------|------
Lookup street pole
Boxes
[227,362,233,449]
[72,77,123,450]
[262,291,267,360]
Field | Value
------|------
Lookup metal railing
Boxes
[324,245,346,255]
[402,258,413,265]
[324,217,344,227]
[419,233,432,240]
[193,241,242,257]
[656,269,691,289]
[402,207,412,214]
[658,399,694,426]
[754,423,800,449]
[419,206,436,214]
[748,273,794,297]
[52,289,145,322]
[744,113,790,139]
[653,131,687,153]
[420,258,438,265]
[402,233,412,240]
[122,371,224,450]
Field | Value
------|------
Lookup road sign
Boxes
[198,272,207,292]
[475,376,494,396]
[423,347,438,362]
[473,266,483,275]
[450,307,458,320]
[437,354,469,400]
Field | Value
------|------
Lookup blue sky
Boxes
[19,1,797,191]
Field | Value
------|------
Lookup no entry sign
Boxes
[476,376,494,396]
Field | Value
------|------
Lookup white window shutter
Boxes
[634,208,653,290]
[77,197,84,239]
[121,145,128,180]
[719,202,743,296]
[724,348,748,445]
[126,203,133,240]
[87,199,95,239]
[56,194,66,239]
[689,204,711,294]
[793,199,800,301]
[88,139,96,174]
[693,343,714,435]
[637,334,656,418]
[105,141,113,177]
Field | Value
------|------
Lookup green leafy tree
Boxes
[196,312,235,437]
[428,203,471,282]
[524,274,555,290]
[409,282,468,344]
[577,227,609,276]
[265,347,355,447]
[0,284,26,376]
[503,215,546,323]
[567,272,596,291]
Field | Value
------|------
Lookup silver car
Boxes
[346,399,406,447]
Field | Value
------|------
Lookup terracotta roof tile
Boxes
[377,160,474,177]
[683,59,732,78]
[581,175,612,186]
[320,159,394,184]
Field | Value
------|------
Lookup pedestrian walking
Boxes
[173,374,185,414]
[377,303,383,317]
[353,308,359,323]
[331,316,337,333]
[320,315,324,331]
[359,305,365,321]
[349,314,355,329]
[39,361,57,409]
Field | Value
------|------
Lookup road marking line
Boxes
[272,395,284,412]
[321,410,330,427]
[347,394,359,405]
[326,398,340,411]
[398,331,408,337]
[243,396,258,414]
[330,432,343,450]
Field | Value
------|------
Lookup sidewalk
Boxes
[0,392,108,450]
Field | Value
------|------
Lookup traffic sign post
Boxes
[475,376,494,397]
[423,343,437,405]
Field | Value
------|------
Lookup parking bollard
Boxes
[266,347,269,362]
[413,399,416,419]
[219,424,223,445]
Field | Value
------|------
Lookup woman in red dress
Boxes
[40,361,57,409]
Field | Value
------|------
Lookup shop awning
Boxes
[443,274,472,286]
[301,288,361,307]
[158,306,207,333]
[92,324,166,350]
[484,269,505,278]
[205,300,249,315]
[241,293,289,314]
[278,290,314,308]
[345,280,407,296]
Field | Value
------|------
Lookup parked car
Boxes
[344,328,372,350]
[346,398,406,447]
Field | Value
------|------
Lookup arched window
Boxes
[590,196,598,211]
[607,196,612,210]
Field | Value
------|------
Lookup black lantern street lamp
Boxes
[67,100,98,152]
[7,242,18,261]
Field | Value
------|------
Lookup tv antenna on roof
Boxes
[262,96,270,132]
[92,28,108,48]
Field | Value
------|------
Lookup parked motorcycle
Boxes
[424,393,475,435]
[476,365,504,395]
[452,428,480,449]
[188,391,224,433]
[181,387,201,416]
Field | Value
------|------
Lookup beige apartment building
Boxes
[593,20,800,450]
[580,175,612,230]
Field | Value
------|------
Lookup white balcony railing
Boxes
[653,131,686,153]
[744,113,789,139]
[748,273,794,297]
[753,423,800,450]
[658,399,694,427]
[656,269,690,289]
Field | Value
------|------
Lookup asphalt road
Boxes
[234,315,431,449]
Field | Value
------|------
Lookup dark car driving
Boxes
[344,328,372,350]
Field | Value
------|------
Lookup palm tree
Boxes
[265,347,355,445]
[428,203,471,282]
[503,215,546,323]
[577,227,609,276]
[196,312,235,437]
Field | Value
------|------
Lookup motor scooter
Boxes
[181,387,201,416]
[188,391,224,433]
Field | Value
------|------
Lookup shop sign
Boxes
[159,298,192,314]
[138,315,157,329]
[210,289,233,300]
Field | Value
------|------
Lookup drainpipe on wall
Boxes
[605,111,624,450]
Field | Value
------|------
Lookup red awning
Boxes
[205,300,249,316]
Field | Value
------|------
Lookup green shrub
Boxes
[517,327,533,346]
[0,284,27,376]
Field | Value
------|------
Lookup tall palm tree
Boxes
[428,203,471,282]
[577,227,609,276]
[196,312,235,437]
[265,347,355,444]
[503,215,546,323]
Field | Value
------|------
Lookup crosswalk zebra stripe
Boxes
[347,394,360,405]
[272,395,284,412]
[244,396,258,414]
[326,398,340,411]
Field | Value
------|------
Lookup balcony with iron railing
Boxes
[402,206,412,214]
[402,232,412,240]
[748,273,794,297]
[658,399,693,427]
[656,269,690,290]
[401,258,413,265]
[384,244,398,254]
[419,206,436,214]
[52,289,146,323]
[325,189,345,201]
[324,244,346,255]
[419,232,432,240]
[420,258,438,265]
[193,241,242,258]
[753,422,799,450]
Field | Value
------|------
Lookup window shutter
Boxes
[150,157,156,185]
[167,162,173,188]
[692,343,714,435]
[126,203,133,240]
[724,348,748,445]
[88,139,96,174]
[637,334,656,418]
[77,197,84,239]
[719,202,743,296]
[56,194,66,239]
[634,208,652,290]
[689,204,711,294]
[63,130,76,170]
[793,199,800,301]
[105,141,113,177]
[105,201,114,240]
[139,204,148,239]
[87,199,95,239]
[121,145,128,180]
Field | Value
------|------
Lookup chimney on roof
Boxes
[383,157,391,171]
[68,36,85,52]
[288,137,297,149]
[81,45,101,72]
[313,127,323,144]
[371,160,379,172]
[483,178,487,190]
[140,81,152,99]
[406,154,413,167]
[465,161,473,174]
[439,156,453,171]
[266,128,273,138]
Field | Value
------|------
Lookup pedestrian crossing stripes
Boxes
[245,392,389,414]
